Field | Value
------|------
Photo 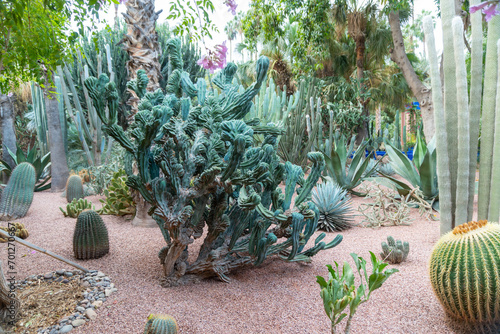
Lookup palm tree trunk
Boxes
[355,37,370,143]
[0,94,17,170]
[45,76,69,192]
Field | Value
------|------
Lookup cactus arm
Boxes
[488,40,500,222]
[295,152,324,206]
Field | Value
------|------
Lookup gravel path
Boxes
[0,189,469,334]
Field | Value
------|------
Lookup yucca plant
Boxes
[321,133,377,196]
[378,131,439,210]
[312,179,354,231]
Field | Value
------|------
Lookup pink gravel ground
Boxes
[0,187,472,334]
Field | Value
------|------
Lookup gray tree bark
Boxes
[0,95,17,170]
[45,84,69,191]
[388,11,435,141]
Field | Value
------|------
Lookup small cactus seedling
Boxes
[0,162,36,220]
[66,175,84,203]
[380,236,409,264]
[144,314,178,334]
[73,210,109,260]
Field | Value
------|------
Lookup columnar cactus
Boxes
[0,162,36,220]
[66,175,84,203]
[73,210,109,260]
[144,314,178,334]
[429,220,500,323]
[380,236,409,264]
[83,38,343,286]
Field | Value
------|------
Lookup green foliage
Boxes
[0,162,36,220]
[316,252,398,334]
[98,169,135,217]
[312,180,354,232]
[88,145,125,195]
[167,0,217,41]
[66,175,84,203]
[144,314,179,334]
[321,133,377,196]
[0,142,51,192]
[84,40,343,284]
[380,236,409,264]
[73,209,109,260]
[60,198,95,218]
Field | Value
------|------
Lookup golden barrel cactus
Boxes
[429,220,500,323]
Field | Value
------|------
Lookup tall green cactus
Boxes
[0,162,36,220]
[83,38,342,286]
[66,175,85,203]
[73,210,109,260]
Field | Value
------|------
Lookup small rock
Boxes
[81,281,90,287]
[76,306,85,312]
[97,271,105,277]
[72,319,86,327]
[110,283,115,288]
[56,270,65,275]
[64,272,73,277]
[56,276,63,282]
[59,325,73,333]
[111,288,117,293]
[80,299,89,305]
[84,308,97,321]
[92,300,103,308]
[62,279,69,284]
[43,272,53,279]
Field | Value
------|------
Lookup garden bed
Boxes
[0,188,477,333]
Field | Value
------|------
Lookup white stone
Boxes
[84,308,97,321]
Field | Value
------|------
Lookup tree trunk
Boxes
[45,82,69,192]
[355,37,369,144]
[388,11,435,141]
[0,95,16,170]
[131,190,156,227]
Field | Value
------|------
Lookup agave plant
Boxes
[378,131,439,210]
[312,179,354,231]
[377,162,395,176]
[321,133,377,196]
[0,143,50,191]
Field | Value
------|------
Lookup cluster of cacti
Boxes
[73,210,109,260]
[83,38,343,286]
[429,220,500,324]
[0,223,29,242]
[0,162,36,220]
[311,180,354,232]
[380,236,409,264]
[98,169,136,216]
[144,314,178,334]
[60,198,95,218]
[66,175,85,203]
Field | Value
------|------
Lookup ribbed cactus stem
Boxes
[468,0,483,221]
[429,220,500,323]
[423,16,452,234]
[144,314,178,334]
[452,17,470,225]
[0,162,36,220]
[488,40,500,222]
[66,175,85,203]
[478,16,500,220]
[73,210,109,260]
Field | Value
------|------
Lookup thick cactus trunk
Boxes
[0,94,16,170]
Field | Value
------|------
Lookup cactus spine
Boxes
[380,236,409,264]
[144,314,178,334]
[66,175,84,203]
[73,210,109,260]
[0,162,36,220]
[429,220,500,323]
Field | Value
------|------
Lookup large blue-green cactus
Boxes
[84,38,342,286]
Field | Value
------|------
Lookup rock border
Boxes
[13,269,116,334]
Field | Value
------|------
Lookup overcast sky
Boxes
[93,0,443,62]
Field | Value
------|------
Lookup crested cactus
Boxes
[0,222,29,242]
[429,220,500,324]
[66,175,85,203]
[60,198,95,218]
[144,314,178,334]
[380,236,409,264]
[0,162,36,220]
[83,38,343,286]
[73,210,109,260]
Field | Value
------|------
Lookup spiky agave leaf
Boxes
[312,179,354,232]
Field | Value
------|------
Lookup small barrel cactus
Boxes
[380,236,409,264]
[0,222,29,242]
[66,175,84,203]
[0,162,36,220]
[73,210,109,260]
[144,314,179,334]
[429,220,500,323]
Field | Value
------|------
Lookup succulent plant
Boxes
[66,175,84,203]
[0,222,29,242]
[73,210,109,260]
[98,169,135,216]
[311,180,354,232]
[377,162,395,176]
[429,220,500,323]
[0,162,36,220]
[144,314,179,334]
[60,198,95,218]
[380,236,409,264]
